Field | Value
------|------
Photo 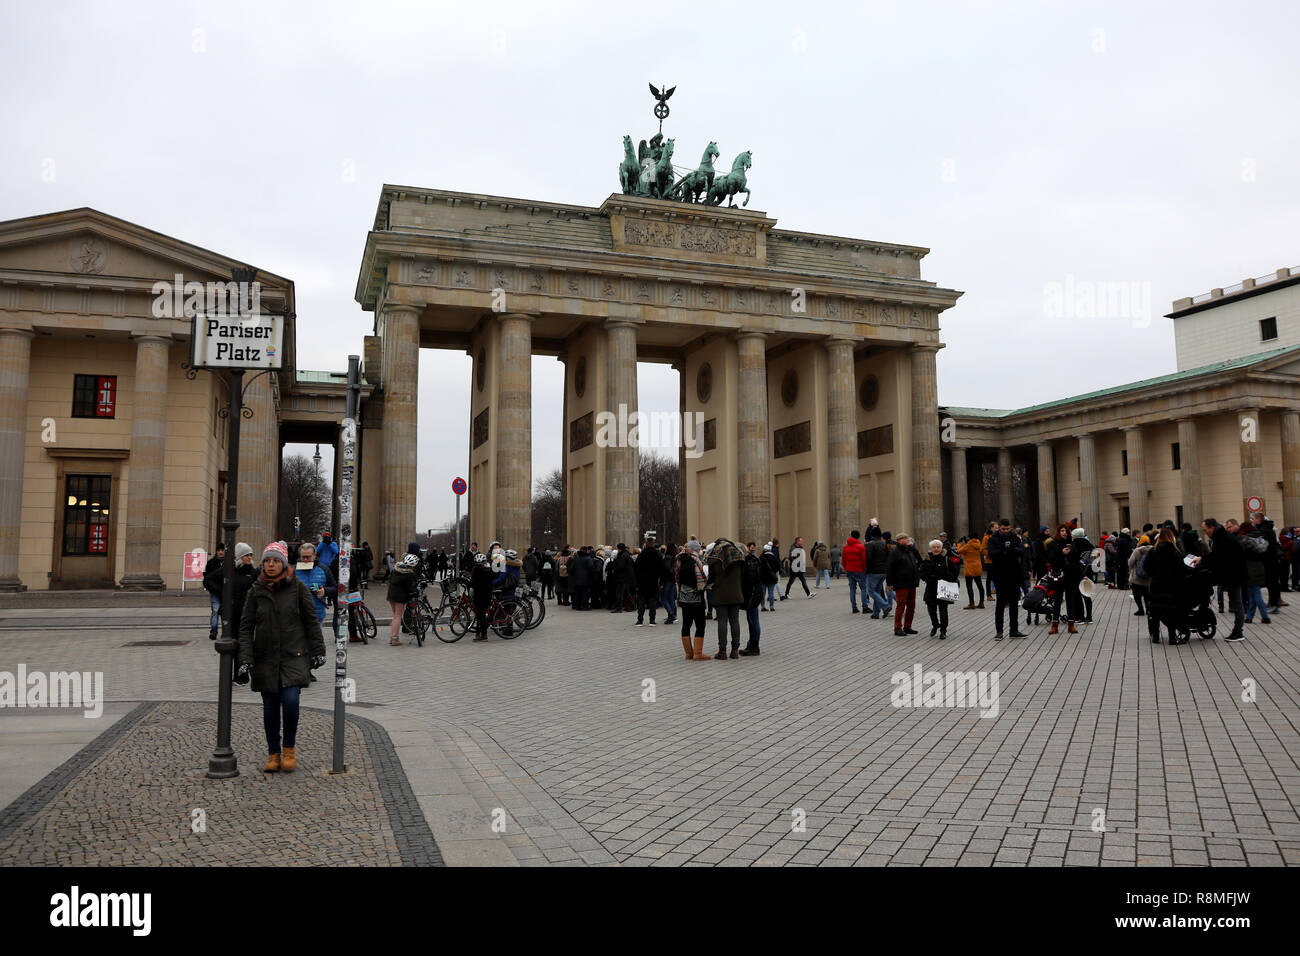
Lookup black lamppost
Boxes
[183,265,286,779]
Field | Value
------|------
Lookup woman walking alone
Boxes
[959,534,985,609]
[236,541,326,773]
[919,539,959,638]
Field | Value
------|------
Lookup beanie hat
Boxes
[688,539,702,553]
[234,542,254,561]
[763,543,772,553]
[407,542,421,555]
[1071,528,1087,538]
[850,530,860,539]
[261,541,289,564]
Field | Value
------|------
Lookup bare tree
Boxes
[278,454,331,541]
[531,468,562,551]
[639,452,680,545]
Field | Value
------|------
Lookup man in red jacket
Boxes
[842,530,868,613]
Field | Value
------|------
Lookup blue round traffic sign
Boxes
[452,477,467,496]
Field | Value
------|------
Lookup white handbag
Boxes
[936,579,960,604]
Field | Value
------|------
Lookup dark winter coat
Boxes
[610,550,634,585]
[759,551,781,585]
[470,564,496,608]
[1242,530,1268,587]
[865,538,891,574]
[1200,527,1246,588]
[385,565,420,605]
[569,553,594,588]
[635,548,665,592]
[237,572,325,693]
[229,561,257,633]
[742,552,763,610]
[986,531,1025,585]
[706,548,746,606]
[1145,541,1189,606]
[919,551,959,603]
[203,554,225,597]
[885,544,921,590]
[523,552,540,579]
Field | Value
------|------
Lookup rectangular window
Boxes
[1176,505,1184,528]
[1122,450,1128,476]
[1261,316,1278,341]
[72,375,116,418]
[62,475,111,555]
[1171,442,1181,470]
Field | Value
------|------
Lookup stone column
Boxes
[996,446,1013,522]
[1177,418,1203,528]
[1238,407,1264,519]
[605,320,639,547]
[911,345,943,544]
[237,371,277,549]
[737,332,771,544]
[1036,441,1057,531]
[950,444,969,538]
[825,338,857,547]
[1282,412,1300,528]
[495,313,533,549]
[380,305,420,555]
[119,334,171,589]
[0,329,34,591]
[1122,426,1147,528]
[1077,432,1100,537]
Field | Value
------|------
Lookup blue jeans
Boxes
[763,582,777,609]
[815,569,831,587]
[847,571,868,610]
[745,604,761,647]
[660,581,677,618]
[209,592,221,632]
[261,686,301,753]
[866,573,892,614]
[1244,585,1270,622]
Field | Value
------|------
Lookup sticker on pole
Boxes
[452,477,467,496]
[1247,496,1263,513]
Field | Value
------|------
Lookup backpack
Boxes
[1134,549,1150,580]
[1241,534,1268,555]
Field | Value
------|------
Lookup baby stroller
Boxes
[1169,567,1216,644]
[1023,570,1063,620]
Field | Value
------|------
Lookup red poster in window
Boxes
[89,523,107,554]
[96,377,116,417]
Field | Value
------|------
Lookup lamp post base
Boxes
[206,750,239,779]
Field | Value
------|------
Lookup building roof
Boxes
[295,369,350,385]
[942,344,1300,420]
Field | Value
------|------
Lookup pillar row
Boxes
[1178,418,1203,529]
[1238,407,1264,519]
[380,305,420,555]
[1077,432,1100,537]
[996,446,1013,522]
[950,445,969,538]
[736,332,771,545]
[119,333,171,589]
[495,313,533,549]
[1282,411,1300,528]
[0,329,34,591]
[911,345,943,545]
[604,320,639,547]
[825,338,858,548]
[1036,441,1057,531]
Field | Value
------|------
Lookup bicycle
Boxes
[345,591,377,644]
[486,589,530,638]
[518,581,546,630]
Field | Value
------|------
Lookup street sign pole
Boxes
[455,495,461,573]
[332,355,360,774]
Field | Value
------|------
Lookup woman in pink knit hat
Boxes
[235,541,326,773]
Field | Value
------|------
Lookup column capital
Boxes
[130,332,172,345]
[1074,431,1093,441]
[381,303,422,318]
[605,318,643,330]
[734,329,767,343]
[1121,424,1143,433]
[1035,439,1054,449]
[0,327,35,341]
[911,342,943,354]
[496,311,537,323]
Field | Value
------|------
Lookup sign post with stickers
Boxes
[331,355,361,775]
[186,268,289,780]
[453,477,467,574]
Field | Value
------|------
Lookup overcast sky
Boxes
[4,1,1297,531]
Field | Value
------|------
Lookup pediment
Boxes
[0,208,290,297]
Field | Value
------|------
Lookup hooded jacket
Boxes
[635,546,666,591]
[237,569,325,693]
[1201,526,1246,587]
[706,541,746,605]
[493,556,523,592]
[841,536,867,573]
[864,537,891,574]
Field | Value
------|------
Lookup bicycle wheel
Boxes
[491,601,526,639]
[357,604,377,643]
[414,607,427,646]
[525,593,545,629]
[448,598,474,637]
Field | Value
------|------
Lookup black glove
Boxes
[311,655,326,670]
[234,662,251,685]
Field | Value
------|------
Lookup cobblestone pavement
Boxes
[1,582,1297,866]
[0,700,440,866]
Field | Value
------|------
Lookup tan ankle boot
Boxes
[1049,622,1058,635]
[681,635,693,660]
[281,747,296,772]
[691,636,712,660]
[263,752,282,773]
[1067,622,1078,634]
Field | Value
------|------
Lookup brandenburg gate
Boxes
[354,183,962,555]
[354,99,961,554]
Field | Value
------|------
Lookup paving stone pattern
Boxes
[0,583,1297,866]
[0,700,437,866]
